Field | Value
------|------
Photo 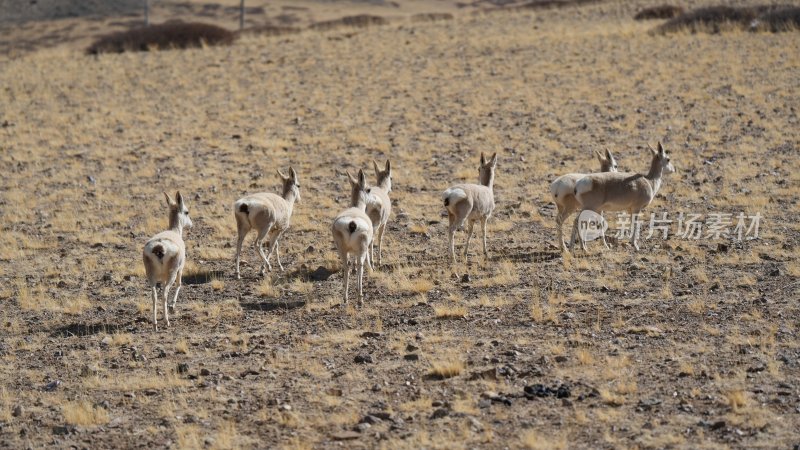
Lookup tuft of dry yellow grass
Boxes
[63,401,110,426]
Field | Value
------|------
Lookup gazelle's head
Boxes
[164,191,192,231]
[373,159,392,193]
[278,167,301,203]
[478,152,498,187]
[648,141,675,175]
[347,169,368,209]
[595,148,618,172]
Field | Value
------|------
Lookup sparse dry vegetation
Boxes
[0,0,797,448]
[86,22,235,54]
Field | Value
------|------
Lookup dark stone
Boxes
[354,354,374,364]
[430,408,449,420]
[404,354,419,361]
[309,266,335,281]
[177,363,189,374]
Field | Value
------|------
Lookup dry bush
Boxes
[655,5,798,34]
[309,15,388,31]
[750,7,800,32]
[655,6,758,34]
[634,5,685,20]
[242,25,302,37]
[411,13,454,23]
[87,22,236,54]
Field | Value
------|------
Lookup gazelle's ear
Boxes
[277,169,288,180]
[163,191,174,206]
[605,148,613,160]
[657,141,665,155]
[480,152,486,166]
[175,191,184,207]
[357,169,367,188]
[489,152,498,166]
[594,150,604,161]
[646,143,657,156]
[385,160,391,173]
[373,160,380,176]
[347,171,357,185]
[290,167,298,181]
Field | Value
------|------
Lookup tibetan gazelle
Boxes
[143,191,193,331]
[332,169,374,304]
[442,152,497,266]
[233,168,300,279]
[550,149,618,252]
[571,142,675,251]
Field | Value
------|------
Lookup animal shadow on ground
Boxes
[182,270,225,285]
[50,322,127,338]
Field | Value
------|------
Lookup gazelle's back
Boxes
[448,183,494,218]
[576,172,652,211]
[236,192,290,227]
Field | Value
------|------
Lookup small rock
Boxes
[80,365,99,377]
[310,266,335,281]
[354,422,371,433]
[370,411,392,421]
[361,331,382,339]
[430,408,449,420]
[554,355,568,363]
[12,405,23,417]
[406,344,419,352]
[468,417,483,430]
[710,420,726,430]
[43,380,61,392]
[200,368,211,376]
[331,431,360,441]
[404,354,419,361]
[461,274,471,283]
[360,415,380,425]
[177,363,189,374]
[100,336,113,347]
[354,354,374,364]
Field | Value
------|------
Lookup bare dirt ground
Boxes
[1,0,799,448]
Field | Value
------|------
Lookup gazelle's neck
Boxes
[282,186,298,214]
[645,161,664,197]
[481,172,495,190]
[168,210,183,235]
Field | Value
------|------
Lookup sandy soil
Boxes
[0,0,799,448]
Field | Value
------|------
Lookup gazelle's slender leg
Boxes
[463,220,475,262]
[377,224,385,267]
[151,285,158,331]
[357,254,365,305]
[254,223,273,274]
[170,268,183,310]
[480,217,489,261]
[341,253,350,303]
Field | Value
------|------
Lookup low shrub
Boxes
[634,5,685,20]
[87,22,235,54]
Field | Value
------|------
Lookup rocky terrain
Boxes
[0,0,798,448]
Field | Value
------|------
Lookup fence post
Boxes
[240,0,245,31]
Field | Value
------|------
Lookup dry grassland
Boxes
[0,0,799,448]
